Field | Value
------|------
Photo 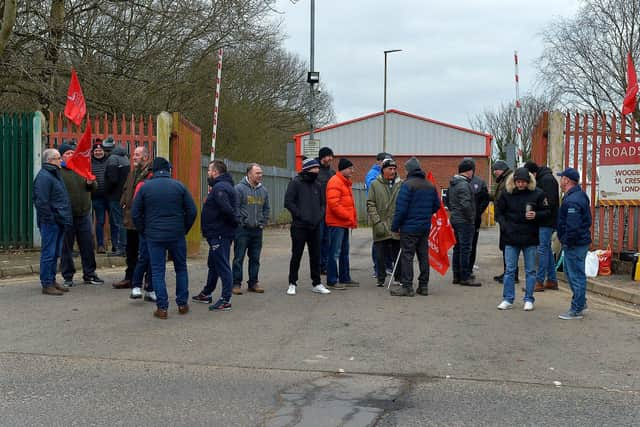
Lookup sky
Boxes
[272,0,581,129]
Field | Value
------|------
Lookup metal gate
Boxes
[0,112,34,248]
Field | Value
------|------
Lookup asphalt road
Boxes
[0,227,638,426]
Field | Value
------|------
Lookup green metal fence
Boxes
[1,112,34,248]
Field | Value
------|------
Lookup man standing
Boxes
[316,147,335,275]
[325,159,359,290]
[495,168,550,311]
[525,160,560,292]
[232,163,270,295]
[491,160,517,284]
[90,140,111,253]
[33,148,72,295]
[556,168,592,320]
[104,144,130,256]
[58,144,104,287]
[132,157,197,319]
[192,160,238,311]
[367,158,403,287]
[365,152,392,278]
[390,157,440,296]
[467,159,490,271]
[112,146,152,292]
[284,158,330,295]
[448,159,481,287]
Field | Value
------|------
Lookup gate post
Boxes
[32,112,45,247]
[548,111,565,173]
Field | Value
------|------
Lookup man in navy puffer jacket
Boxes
[390,157,440,296]
[132,157,197,319]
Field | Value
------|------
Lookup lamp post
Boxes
[383,49,402,153]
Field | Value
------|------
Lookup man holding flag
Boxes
[390,157,440,296]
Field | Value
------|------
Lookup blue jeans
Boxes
[203,237,233,302]
[232,227,263,287]
[503,245,537,303]
[319,221,331,272]
[536,227,557,283]
[92,196,112,248]
[563,244,589,313]
[452,222,475,280]
[131,235,152,291]
[108,200,126,251]
[39,223,64,287]
[60,214,97,280]
[147,238,189,310]
[327,226,351,285]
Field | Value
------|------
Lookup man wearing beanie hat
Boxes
[448,160,481,287]
[284,157,330,295]
[316,147,336,275]
[132,156,197,319]
[91,140,110,253]
[464,158,490,273]
[104,142,130,255]
[325,158,359,289]
[365,152,393,279]
[390,157,440,296]
[495,167,550,311]
[490,159,518,284]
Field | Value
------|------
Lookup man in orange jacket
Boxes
[325,158,359,290]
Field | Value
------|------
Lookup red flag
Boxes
[66,121,96,181]
[427,172,456,276]
[622,53,638,115]
[64,68,87,126]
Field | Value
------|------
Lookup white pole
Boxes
[387,249,402,289]
[514,50,523,166]
[211,48,223,161]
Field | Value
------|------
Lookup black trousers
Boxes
[288,225,321,286]
[375,239,401,284]
[399,232,429,289]
[125,229,140,280]
[60,214,96,280]
[470,227,480,267]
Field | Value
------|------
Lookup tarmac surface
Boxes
[0,227,639,426]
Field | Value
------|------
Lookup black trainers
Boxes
[209,299,232,312]
[390,287,415,297]
[62,279,74,288]
[192,293,212,304]
[416,287,429,296]
[84,275,104,285]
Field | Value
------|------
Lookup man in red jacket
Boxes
[325,158,359,290]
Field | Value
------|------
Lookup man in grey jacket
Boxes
[232,163,271,294]
[448,159,481,287]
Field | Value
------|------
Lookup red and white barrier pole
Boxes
[211,48,223,161]
[514,50,523,166]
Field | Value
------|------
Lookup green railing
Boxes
[0,112,35,248]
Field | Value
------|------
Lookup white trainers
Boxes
[497,300,513,310]
[524,301,534,311]
[144,291,157,302]
[287,284,297,295]
[312,284,331,294]
[130,287,142,299]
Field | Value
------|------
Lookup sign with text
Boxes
[599,141,640,202]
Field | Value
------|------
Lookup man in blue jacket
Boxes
[556,167,592,320]
[132,157,197,319]
[192,160,239,311]
[390,157,440,296]
[33,148,73,295]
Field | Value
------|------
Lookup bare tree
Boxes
[0,0,17,56]
[537,0,640,124]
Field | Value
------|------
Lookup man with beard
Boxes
[90,140,111,254]
[284,158,331,295]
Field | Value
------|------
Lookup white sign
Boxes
[599,165,640,201]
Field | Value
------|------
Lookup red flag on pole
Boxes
[622,53,638,115]
[64,68,87,126]
[66,121,96,181]
[427,172,456,276]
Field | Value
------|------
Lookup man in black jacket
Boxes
[525,160,560,291]
[192,160,239,311]
[91,140,111,253]
[495,167,550,311]
[104,144,130,255]
[465,158,490,271]
[316,147,335,275]
[284,158,331,296]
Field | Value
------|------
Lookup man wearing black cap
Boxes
[448,159,481,286]
[132,157,197,319]
[495,167,550,311]
[390,157,440,296]
[525,160,560,292]
[491,160,518,284]
[465,158,490,272]
[284,158,330,295]
[365,152,393,279]
[556,167,591,320]
[316,147,335,275]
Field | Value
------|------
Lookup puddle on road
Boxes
[265,374,405,427]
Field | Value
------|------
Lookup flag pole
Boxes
[211,48,223,161]
[514,51,524,166]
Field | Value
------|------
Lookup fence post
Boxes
[156,112,172,158]
[548,111,565,173]
[32,112,45,247]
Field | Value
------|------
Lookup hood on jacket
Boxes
[212,172,234,186]
[449,174,470,187]
[112,146,128,157]
[505,172,537,193]
[241,176,262,189]
[375,174,402,186]
[536,166,553,180]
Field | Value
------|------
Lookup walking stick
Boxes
[387,249,402,289]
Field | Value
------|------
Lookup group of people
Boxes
[33,142,592,320]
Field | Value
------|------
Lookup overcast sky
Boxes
[272,0,580,129]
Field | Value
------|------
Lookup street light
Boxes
[383,49,402,153]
